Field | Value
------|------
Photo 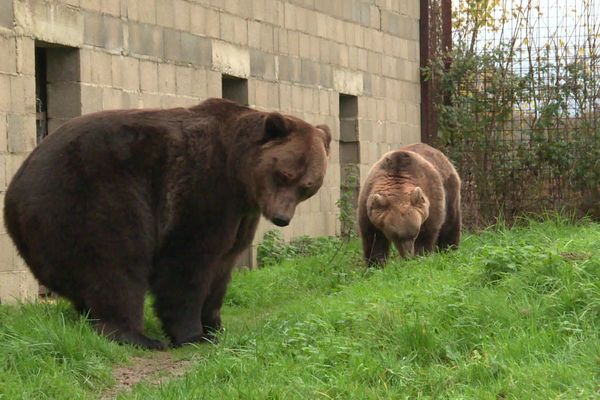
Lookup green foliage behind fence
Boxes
[426,0,600,228]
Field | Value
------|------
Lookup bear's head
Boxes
[250,113,331,227]
[366,187,430,257]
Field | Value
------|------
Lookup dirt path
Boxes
[101,352,193,400]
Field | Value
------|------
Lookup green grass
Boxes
[1,216,600,399]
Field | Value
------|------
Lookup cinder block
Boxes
[0,36,16,74]
[0,113,6,152]
[318,89,330,115]
[79,49,92,83]
[140,60,158,92]
[111,55,123,88]
[204,7,220,38]
[366,51,382,75]
[283,2,296,30]
[250,50,277,80]
[206,70,221,97]
[287,30,299,57]
[382,54,396,77]
[125,0,139,20]
[158,63,176,94]
[278,83,291,112]
[121,57,140,91]
[0,269,39,304]
[5,153,25,184]
[298,32,310,59]
[156,0,175,27]
[16,37,34,76]
[276,28,288,54]
[8,76,24,114]
[80,84,103,114]
[102,0,121,16]
[140,92,162,108]
[90,51,112,85]
[7,114,36,153]
[0,193,5,233]
[300,59,319,85]
[163,28,181,62]
[259,24,275,53]
[81,0,101,12]
[219,13,235,43]
[102,87,123,109]
[233,16,248,45]
[175,65,192,96]
[253,80,268,108]
[181,32,212,66]
[338,44,349,68]
[0,0,13,29]
[84,13,124,50]
[0,155,5,191]
[160,95,189,109]
[0,234,15,272]
[138,0,156,24]
[277,55,300,82]
[247,21,264,51]
[174,0,191,32]
[191,68,207,98]
[121,91,140,109]
[290,85,302,111]
[301,87,312,112]
[128,22,163,59]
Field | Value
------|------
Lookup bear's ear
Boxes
[316,124,332,155]
[381,151,412,175]
[264,112,291,141]
[370,193,390,209]
[410,187,426,206]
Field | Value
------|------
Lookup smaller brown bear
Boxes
[358,143,461,265]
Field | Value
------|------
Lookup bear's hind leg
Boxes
[84,275,165,350]
[437,201,462,251]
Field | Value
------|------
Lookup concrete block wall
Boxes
[0,0,421,302]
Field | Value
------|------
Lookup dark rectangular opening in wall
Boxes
[339,94,359,237]
[35,47,48,144]
[34,43,80,297]
[223,74,251,267]
[221,75,248,105]
[35,42,81,141]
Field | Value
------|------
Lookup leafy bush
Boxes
[256,230,342,267]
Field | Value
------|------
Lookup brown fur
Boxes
[358,143,461,266]
[3,98,331,349]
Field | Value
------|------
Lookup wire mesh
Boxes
[429,0,600,228]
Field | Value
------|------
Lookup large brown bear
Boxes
[4,98,331,349]
[358,143,461,266]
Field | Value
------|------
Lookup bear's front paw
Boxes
[171,333,215,348]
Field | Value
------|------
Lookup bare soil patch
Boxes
[101,352,193,400]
